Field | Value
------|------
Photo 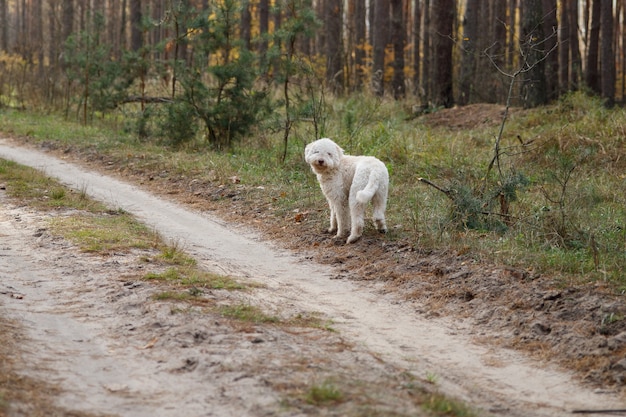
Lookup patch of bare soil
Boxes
[420,103,518,130]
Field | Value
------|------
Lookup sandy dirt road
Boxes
[0,138,624,416]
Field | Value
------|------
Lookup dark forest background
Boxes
[0,0,624,146]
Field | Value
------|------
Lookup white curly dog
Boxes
[305,138,388,243]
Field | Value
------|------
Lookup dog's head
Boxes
[304,138,344,174]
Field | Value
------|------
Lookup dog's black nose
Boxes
[318,160,325,166]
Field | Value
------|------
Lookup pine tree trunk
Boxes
[372,0,389,96]
[521,0,547,108]
[459,0,478,105]
[585,0,601,93]
[325,0,343,93]
[600,0,615,106]
[432,0,454,107]
[541,0,558,100]
[390,0,405,99]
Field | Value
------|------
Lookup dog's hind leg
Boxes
[371,191,388,233]
[347,198,366,244]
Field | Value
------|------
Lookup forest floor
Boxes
[0,104,625,417]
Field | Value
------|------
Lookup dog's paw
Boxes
[346,234,361,244]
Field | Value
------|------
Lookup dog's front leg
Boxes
[327,202,338,234]
[333,204,351,238]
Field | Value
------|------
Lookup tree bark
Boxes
[241,0,252,50]
[600,0,615,106]
[432,0,454,107]
[521,0,547,108]
[259,0,269,72]
[0,0,7,51]
[372,0,389,96]
[354,0,366,89]
[585,0,601,93]
[541,0,558,100]
[422,0,431,100]
[459,0,478,105]
[412,0,421,97]
[324,0,343,93]
[130,0,142,51]
[390,0,405,99]
[62,0,74,42]
[568,0,582,88]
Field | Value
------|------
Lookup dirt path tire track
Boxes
[0,138,623,416]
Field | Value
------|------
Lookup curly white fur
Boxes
[305,138,388,243]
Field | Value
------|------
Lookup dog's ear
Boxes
[335,143,344,157]
[304,143,312,159]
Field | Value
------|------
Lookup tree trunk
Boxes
[422,0,431,100]
[620,0,626,103]
[390,0,405,99]
[568,0,582,88]
[62,0,74,42]
[241,0,252,50]
[600,0,615,106]
[34,0,44,75]
[259,0,269,71]
[130,0,142,51]
[0,0,7,51]
[558,0,569,92]
[372,0,389,96]
[492,0,506,63]
[521,0,547,108]
[459,0,478,105]
[324,0,343,93]
[491,0,507,102]
[432,0,454,107]
[542,0,558,100]
[354,0,366,90]
[412,0,421,97]
[48,0,59,67]
[507,0,517,69]
[586,0,601,93]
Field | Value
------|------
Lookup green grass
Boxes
[49,212,159,253]
[1,90,625,287]
[288,312,336,332]
[0,159,99,211]
[422,393,477,417]
[218,303,280,324]
[304,380,343,405]
[158,242,198,266]
[144,266,245,290]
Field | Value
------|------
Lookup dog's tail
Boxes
[356,179,378,204]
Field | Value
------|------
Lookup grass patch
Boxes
[152,290,199,302]
[288,312,336,332]
[48,212,159,253]
[422,393,477,417]
[144,266,245,290]
[158,241,198,266]
[0,158,162,255]
[304,380,343,405]
[218,303,280,324]
[0,159,99,211]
